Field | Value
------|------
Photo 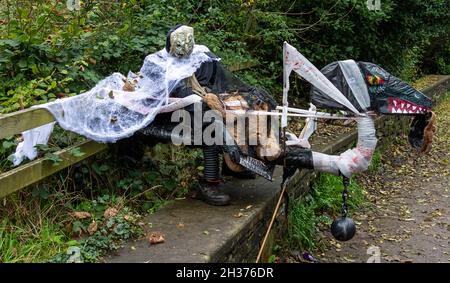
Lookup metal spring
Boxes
[203,146,220,182]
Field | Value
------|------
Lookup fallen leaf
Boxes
[71,211,91,219]
[177,222,185,228]
[147,232,165,245]
[87,220,97,235]
[245,205,253,210]
[234,212,244,218]
[342,256,355,262]
[203,230,209,235]
[104,207,119,219]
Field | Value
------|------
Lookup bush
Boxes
[1,0,449,112]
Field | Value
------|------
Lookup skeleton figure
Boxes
[166,25,195,58]
[117,25,278,206]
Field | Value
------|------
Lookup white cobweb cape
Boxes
[12,45,216,165]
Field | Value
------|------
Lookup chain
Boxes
[341,176,350,217]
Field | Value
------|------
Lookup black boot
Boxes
[191,180,231,206]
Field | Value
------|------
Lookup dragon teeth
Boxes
[390,100,427,114]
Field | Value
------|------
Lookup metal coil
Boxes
[203,146,220,181]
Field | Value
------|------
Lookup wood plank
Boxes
[0,108,55,139]
[0,140,107,199]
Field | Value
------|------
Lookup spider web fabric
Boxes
[35,45,216,143]
[12,45,216,166]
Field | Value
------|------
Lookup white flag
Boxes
[282,42,361,117]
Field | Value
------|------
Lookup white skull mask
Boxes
[169,26,195,58]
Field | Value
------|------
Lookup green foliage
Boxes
[288,174,366,250]
[0,218,68,263]
[435,45,450,75]
[0,189,144,263]
[51,195,144,263]
[0,137,17,172]
[68,147,85,157]
[1,0,448,110]
[288,199,318,250]
[36,143,63,166]
[368,150,382,173]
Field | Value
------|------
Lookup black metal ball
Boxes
[331,216,356,241]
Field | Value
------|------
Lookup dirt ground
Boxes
[313,96,450,263]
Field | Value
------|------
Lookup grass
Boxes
[0,188,147,263]
[0,218,68,263]
[0,167,164,263]
[368,150,382,173]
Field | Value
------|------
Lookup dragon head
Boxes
[357,62,435,153]
[311,61,435,153]
[357,62,432,115]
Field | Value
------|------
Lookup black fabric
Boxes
[310,61,432,114]
[193,54,277,110]
[165,24,183,53]
[357,62,432,114]
[310,61,365,112]
[408,113,429,149]
[283,146,314,169]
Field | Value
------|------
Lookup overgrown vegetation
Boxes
[287,173,367,251]
[0,193,144,263]
[50,195,144,263]
[0,141,203,262]
[0,0,448,262]
[1,0,449,112]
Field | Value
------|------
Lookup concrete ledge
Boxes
[106,75,450,263]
